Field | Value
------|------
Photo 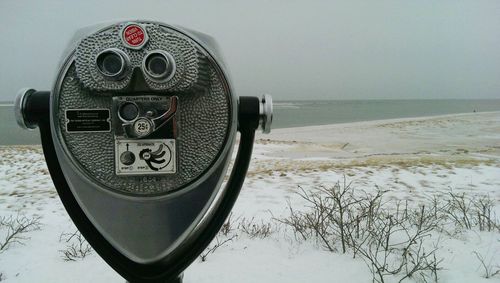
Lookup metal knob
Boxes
[14,88,50,130]
[259,94,273,134]
[14,88,37,130]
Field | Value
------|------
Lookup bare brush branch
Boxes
[238,217,275,239]
[199,235,237,262]
[59,230,92,261]
[0,215,41,252]
[473,251,500,279]
[219,212,239,237]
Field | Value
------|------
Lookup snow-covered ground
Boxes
[1,112,499,282]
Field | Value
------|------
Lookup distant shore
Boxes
[4,111,500,164]
[269,110,500,132]
[3,99,500,145]
[260,110,499,150]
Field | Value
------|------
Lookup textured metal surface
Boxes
[56,23,231,196]
[74,23,203,92]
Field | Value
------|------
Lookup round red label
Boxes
[122,24,146,47]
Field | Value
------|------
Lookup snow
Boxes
[1,112,499,282]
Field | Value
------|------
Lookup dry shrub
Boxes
[59,230,92,261]
[0,215,41,252]
[278,178,446,283]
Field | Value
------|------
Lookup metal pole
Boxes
[126,273,183,283]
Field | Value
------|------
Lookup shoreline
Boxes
[254,110,500,163]
[2,112,499,164]
[2,110,499,146]
[267,110,500,133]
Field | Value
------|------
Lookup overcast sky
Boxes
[0,0,499,101]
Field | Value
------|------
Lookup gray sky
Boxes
[1,0,499,101]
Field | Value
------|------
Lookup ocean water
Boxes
[273,99,500,128]
[1,99,500,145]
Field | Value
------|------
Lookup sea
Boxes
[1,99,500,145]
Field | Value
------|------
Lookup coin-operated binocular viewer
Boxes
[15,21,272,283]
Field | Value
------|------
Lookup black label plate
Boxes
[66,109,111,132]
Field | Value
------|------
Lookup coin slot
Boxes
[118,102,139,121]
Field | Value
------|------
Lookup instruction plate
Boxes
[115,139,176,175]
[66,109,110,133]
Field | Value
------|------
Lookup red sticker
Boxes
[122,24,146,47]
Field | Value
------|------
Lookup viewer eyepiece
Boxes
[96,48,129,79]
[143,50,175,81]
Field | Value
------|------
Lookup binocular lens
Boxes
[96,49,127,79]
[143,51,175,81]
[148,55,168,75]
